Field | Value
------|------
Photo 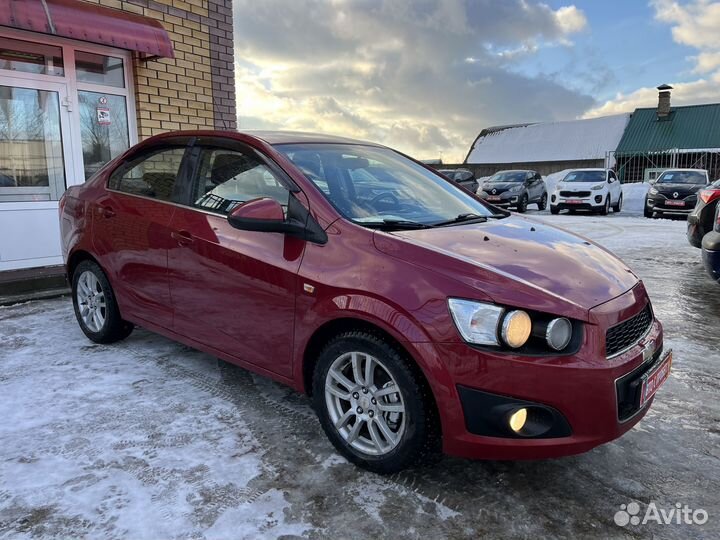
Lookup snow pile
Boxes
[542,169,572,194]
[621,182,650,214]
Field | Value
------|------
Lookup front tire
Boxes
[644,206,654,218]
[600,197,610,215]
[550,205,560,215]
[72,260,133,344]
[312,331,439,474]
[516,194,528,213]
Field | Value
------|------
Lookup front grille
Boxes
[560,190,591,197]
[486,187,507,195]
[606,304,653,357]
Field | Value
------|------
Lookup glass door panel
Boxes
[0,85,66,201]
[78,90,130,180]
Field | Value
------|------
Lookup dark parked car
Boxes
[437,168,477,192]
[687,179,720,248]
[702,204,720,282]
[60,130,670,473]
[644,169,709,218]
[477,169,547,212]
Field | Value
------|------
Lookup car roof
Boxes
[242,130,382,147]
[567,168,607,172]
[659,168,707,173]
[493,169,534,173]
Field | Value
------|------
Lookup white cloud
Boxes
[588,1,720,117]
[234,1,591,161]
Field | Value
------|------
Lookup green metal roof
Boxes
[615,103,720,153]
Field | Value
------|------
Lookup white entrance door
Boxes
[0,77,75,270]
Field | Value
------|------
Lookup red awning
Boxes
[0,0,174,58]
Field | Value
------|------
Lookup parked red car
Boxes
[60,131,671,473]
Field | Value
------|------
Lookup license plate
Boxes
[487,196,501,201]
[666,200,685,207]
[639,349,672,407]
[566,199,583,204]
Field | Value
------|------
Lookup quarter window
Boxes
[191,148,290,215]
[108,147,186,201]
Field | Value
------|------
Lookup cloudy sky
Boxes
[233,0,720,162]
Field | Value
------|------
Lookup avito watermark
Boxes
[614,501,708,527]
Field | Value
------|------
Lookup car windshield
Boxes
[276,144,497,226]
[488,171,526,183]
[656,171,707,185]
[562,171,605,183]
[438,170,457,180]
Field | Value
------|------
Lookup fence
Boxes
[607,149,720,183]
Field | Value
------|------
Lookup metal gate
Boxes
[605,149,720,183]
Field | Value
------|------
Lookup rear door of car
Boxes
[608,170,621,202]
[166,137,306,378]
[92,137,195,328]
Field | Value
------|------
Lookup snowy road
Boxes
[1,211,719,539]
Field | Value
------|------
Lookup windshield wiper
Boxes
[433,213,488,227]
[362,218,433,230]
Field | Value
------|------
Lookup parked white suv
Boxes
[550,168,622,215]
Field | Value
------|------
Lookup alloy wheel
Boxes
[324,351,406,456]
[76,270,107,332]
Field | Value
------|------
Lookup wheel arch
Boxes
[67,249,103,280]
[301,316,444,440]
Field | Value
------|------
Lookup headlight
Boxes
[591,184,604,190]
[649,188,658,195]
[448,299,503,346]
[448,299,570,352]
[501,310,532,348]
[546,318,572,350]
[509,185,522,193]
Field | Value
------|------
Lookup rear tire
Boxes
[312,331,440,474]
[538,193,547,211]
[613,194,623,213]
[72,260,133,344]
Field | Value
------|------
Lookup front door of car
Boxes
[530,172,543,200]
[167,141,306,378]
[93,140,194,328]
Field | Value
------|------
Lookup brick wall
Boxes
[88,0,236,138]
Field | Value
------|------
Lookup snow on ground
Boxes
[1,213,719,539]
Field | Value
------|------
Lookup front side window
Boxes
[276,143,495,226]
[191,148,290,215]
[656,170,707,185]
[108,147,186,201]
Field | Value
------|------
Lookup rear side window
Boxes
[108,147,186,201]
[190,147,290,215]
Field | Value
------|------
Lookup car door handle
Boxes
[99,206,115,218]
[171,230,195,246]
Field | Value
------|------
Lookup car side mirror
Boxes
[227,197,328,244]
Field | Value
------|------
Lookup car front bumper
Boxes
[480,193,520,207]
[646,196,695,215]
[551,194,606,211]
[412,290,666,460]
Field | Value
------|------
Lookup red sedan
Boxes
[60,131,671,473]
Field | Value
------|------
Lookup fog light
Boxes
[501,310,532,348]
[546,317,572,351]
[595,195,602,203]
[509,408,527,432]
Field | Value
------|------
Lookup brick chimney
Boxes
[657,84,673,118]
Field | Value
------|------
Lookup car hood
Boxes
[653,183,704,194]
[373,216,638,320]
[482,182,523,191]
[555,182,603,191]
